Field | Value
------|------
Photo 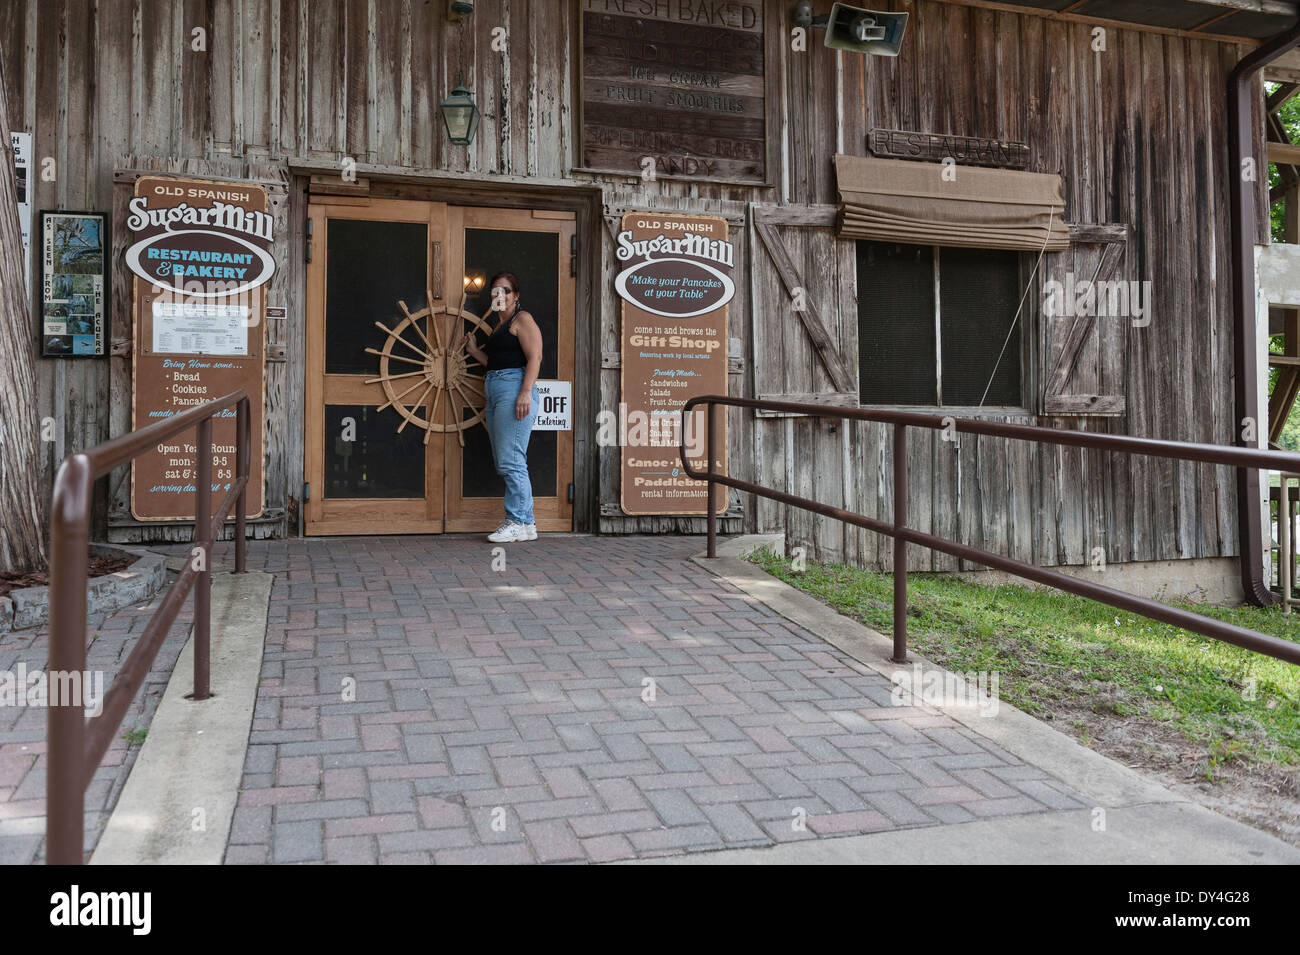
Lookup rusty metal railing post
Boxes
[194,417,212,701]
[235,396,248,573]
[892,423,908,663]
[672,394,1300,666]
[47,454,92,865]
[1282,477,1292,615]
[46,389,249,863]
[706,401,717,558]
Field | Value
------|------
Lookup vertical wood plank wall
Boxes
[0,0,1268,567]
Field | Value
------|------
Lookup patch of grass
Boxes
[747,548,1300,769]
[122,728,147,747]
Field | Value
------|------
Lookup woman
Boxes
[461,271,544,543]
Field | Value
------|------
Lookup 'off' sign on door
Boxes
[532,380,572,431]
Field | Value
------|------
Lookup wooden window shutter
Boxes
[1041,224,1130,416]
[750,203,858,415]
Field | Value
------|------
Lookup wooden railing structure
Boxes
[1272,473,1299,613]
[682,395,1300,667]
[45,390,250,864]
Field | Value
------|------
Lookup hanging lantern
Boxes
[440,85,481,146]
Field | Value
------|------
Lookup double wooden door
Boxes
[305,199,574,535]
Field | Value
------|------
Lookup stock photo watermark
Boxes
[889,663,1000,717]
[1042,273,1153,327]
[0,663,104,716]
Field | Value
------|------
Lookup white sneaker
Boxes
[487,521,531,543]
[523,524,538,541]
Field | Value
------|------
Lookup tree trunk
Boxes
[0,47,48,573]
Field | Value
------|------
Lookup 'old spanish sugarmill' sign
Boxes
[128,175,271,522]
[616,212,731,517]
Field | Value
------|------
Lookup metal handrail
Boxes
[46,390,251,864]
[680,395,1300,667]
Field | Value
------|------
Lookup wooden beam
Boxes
[753,204,838,227]
[286,156,602,197]
[1189,9,1237,34]
[1269,142,1300,166]
[1043,395,1127,415]
[308,174,370,197]
[1268,113,1294,146]
[1068,223,1128,244]
[1265,66,1300,86]
[1268,82,1300,113]
[922,0,1272,46]
[1267,115,1300,181]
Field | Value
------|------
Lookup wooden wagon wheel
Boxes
[364,290,491,447]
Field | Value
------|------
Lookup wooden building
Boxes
[3,0,1298,601]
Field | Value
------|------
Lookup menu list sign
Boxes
[580,0,765,182]
[617,212,731,516]
[129,175,273,522]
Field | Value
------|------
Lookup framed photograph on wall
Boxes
[39,210,108,358]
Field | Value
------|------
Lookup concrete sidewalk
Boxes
[115,531,1285,866]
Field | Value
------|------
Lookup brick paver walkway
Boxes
[0,587,194,864]
[225,535,1086,864]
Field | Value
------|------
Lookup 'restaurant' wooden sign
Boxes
[580,0,765,182]
[617,212,731,516]
[128,175,270,522]
[868,128,1031,169]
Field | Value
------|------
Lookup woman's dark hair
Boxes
[488,271,520,296]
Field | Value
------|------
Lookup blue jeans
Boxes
[483,368,538,525]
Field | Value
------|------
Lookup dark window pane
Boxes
[461,227,560,497]
[857,242,935,404]
[326,219,428,375]
[938,247,1022,406]
[461,425,558,499]
[463,228,558,379]
[324,405,425,498]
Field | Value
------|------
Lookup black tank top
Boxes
[483,310,527,371]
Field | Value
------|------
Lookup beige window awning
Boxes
[834,154,1070,252]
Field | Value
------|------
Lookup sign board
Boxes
[152,301,250,355]
[12,132,31,287]
[868,128,1030,169]
[129,175,272,522]
[533,380,572,431]
[39,211,107,357]
[580,0,765,182]
[617,212,731,516]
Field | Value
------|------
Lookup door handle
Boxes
[431,241,443,300]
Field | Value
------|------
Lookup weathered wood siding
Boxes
[0,0,1269,563]
[752,1,1262,570]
